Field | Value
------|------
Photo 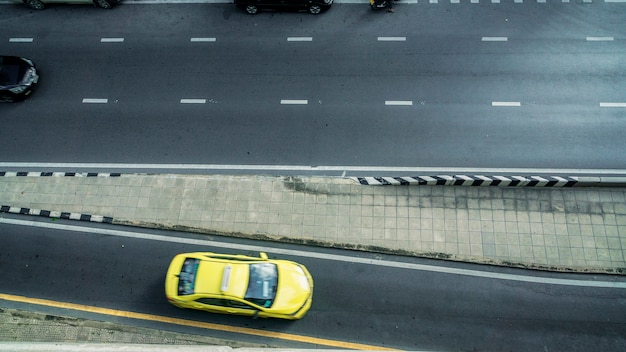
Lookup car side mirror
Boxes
[260,252,268,260]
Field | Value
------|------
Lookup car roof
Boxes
[194,256,251,298]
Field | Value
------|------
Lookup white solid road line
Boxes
[482,37,508,42]
[281,99,308,105]
[1,218,625,289]
[2,162,626,176]
[9,38,33,43]
[190,37,216,42]
[82,98,108,104]
[180,99,207,104]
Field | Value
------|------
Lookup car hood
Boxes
[272,263,313,312]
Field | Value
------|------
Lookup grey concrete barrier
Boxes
[0,205,113,223]
[351,175,626,187]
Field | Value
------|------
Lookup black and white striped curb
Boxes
[351,175,580,186]
[0,172,121,177]
[0,205,113,223]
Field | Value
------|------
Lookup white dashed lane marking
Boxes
[599,102,626,108]
[287,37,313,42]
[190,38,216,42]
[180,99,207,104]
[385,101,413,106]
[492,102,521,107]
[482,37,508,42]
[9,38,33,43]
[82,99,108,104]
[281,100,308,105]
[586,37,614,41]
[378,37,406,42]
[100,38,124,43]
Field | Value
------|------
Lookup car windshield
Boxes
[177,258,200,295]
[245,263,278,308]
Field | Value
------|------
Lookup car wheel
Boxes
[23,0,45,10]
[308,4,322,14]
[245,5,258,14]
[94,0,113,8]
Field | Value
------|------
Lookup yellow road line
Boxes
[0,293,396,350]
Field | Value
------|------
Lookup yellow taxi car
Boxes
[165,252,313,320]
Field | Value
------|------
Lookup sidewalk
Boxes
[1,173,625,273]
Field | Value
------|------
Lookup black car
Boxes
[0,56,39,102]
[235,0,333,15]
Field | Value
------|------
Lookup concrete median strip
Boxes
[1,172,626,274]
[3,172,625,187]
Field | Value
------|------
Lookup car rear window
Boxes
[178,258,200,295]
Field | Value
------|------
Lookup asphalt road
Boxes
[1,218,625,350]
[1,3,625,171]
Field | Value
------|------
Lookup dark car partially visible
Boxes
[0,56,39,102]
[235,0,333,15]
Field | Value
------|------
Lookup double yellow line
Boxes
[0,293,396,350]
